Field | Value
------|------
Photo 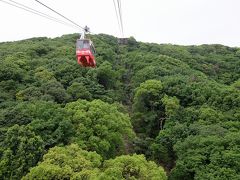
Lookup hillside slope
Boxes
[0,34,240,179]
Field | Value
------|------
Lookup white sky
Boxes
[0,0,240,47]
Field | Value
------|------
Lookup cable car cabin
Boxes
[118,38,129,45]
[76,39,96,68]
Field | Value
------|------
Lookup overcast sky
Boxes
[0,0,240,47]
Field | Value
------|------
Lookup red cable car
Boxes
[76,38,96,68]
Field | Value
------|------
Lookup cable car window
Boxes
[90,45,96,54]
[76,40,83,49]
[83,40,90,49]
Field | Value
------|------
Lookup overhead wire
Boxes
[9,0,80,30]
[117,0,124,37]
[113,0,122,37]
[113,0,124,37]
[34,0,86,32]
[2,0,124,38]
[0,0,81,31]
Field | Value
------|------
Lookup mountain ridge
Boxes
[0,33,239,179]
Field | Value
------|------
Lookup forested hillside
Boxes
[0,34,240,180]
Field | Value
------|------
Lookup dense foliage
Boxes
[65,99,135,159]
[23,144,166,180]
[0,33,239,179]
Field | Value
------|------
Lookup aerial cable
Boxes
[113,0,121,36]
[0,0,80,30]
[34,0,86,32]
[8,0,81,30]
[0,0,81,30]
[113,0,122,37]
[119,0,121,11]
[117,0,124,37]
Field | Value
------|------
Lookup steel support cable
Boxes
[34,0,85,31]
[0,0,80,30]
[113,0,122,37]
[117,0,124,37]
[120,0,124,37]
[9,0,81,30]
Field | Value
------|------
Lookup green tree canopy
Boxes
[133,80,165,138]
[170,125,240,180]
[23,144,102,180]
[65,99,135,158]
[1,33,240,180]
[24,145,167,180]
[97,154,167,180]
[0,125,44,179]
